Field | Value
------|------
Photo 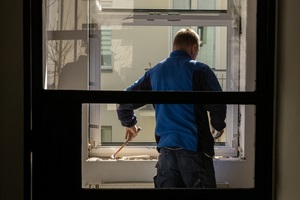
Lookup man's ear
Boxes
[191,44,199,59]
[193,44,199,52]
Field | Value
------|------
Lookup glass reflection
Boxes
[43,0,251,91]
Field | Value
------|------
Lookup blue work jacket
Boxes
[117,50,226,156]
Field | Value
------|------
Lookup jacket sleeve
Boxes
[205,67,227,131]
[117,103,145,127]
[194,65,227,131]
[206,104,227,131]
[116,73,152,127]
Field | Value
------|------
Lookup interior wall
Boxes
[275,0,300,200]
[0,1,24,200]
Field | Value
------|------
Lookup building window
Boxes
[100,29,112,71]
[40,0,261,190]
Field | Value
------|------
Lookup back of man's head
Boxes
[173,28,200,51]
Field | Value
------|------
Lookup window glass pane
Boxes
[196,0,227,10]
[82,104,255,189]
[43,0,254,91]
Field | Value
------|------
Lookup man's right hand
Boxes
[125,125,142,141]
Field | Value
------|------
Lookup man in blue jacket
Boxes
[117,28,226,188]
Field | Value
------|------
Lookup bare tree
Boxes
[47,39,74,88]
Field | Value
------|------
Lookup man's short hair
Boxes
[173,28,201,50]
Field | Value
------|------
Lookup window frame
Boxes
[26,0,276,199]
[84,3,241,159]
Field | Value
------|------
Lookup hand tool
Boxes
[111,127,141,159]
[111,137,131,159]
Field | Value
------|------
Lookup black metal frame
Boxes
[24,0,276,199]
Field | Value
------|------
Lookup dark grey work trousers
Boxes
[154,147,217,188]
